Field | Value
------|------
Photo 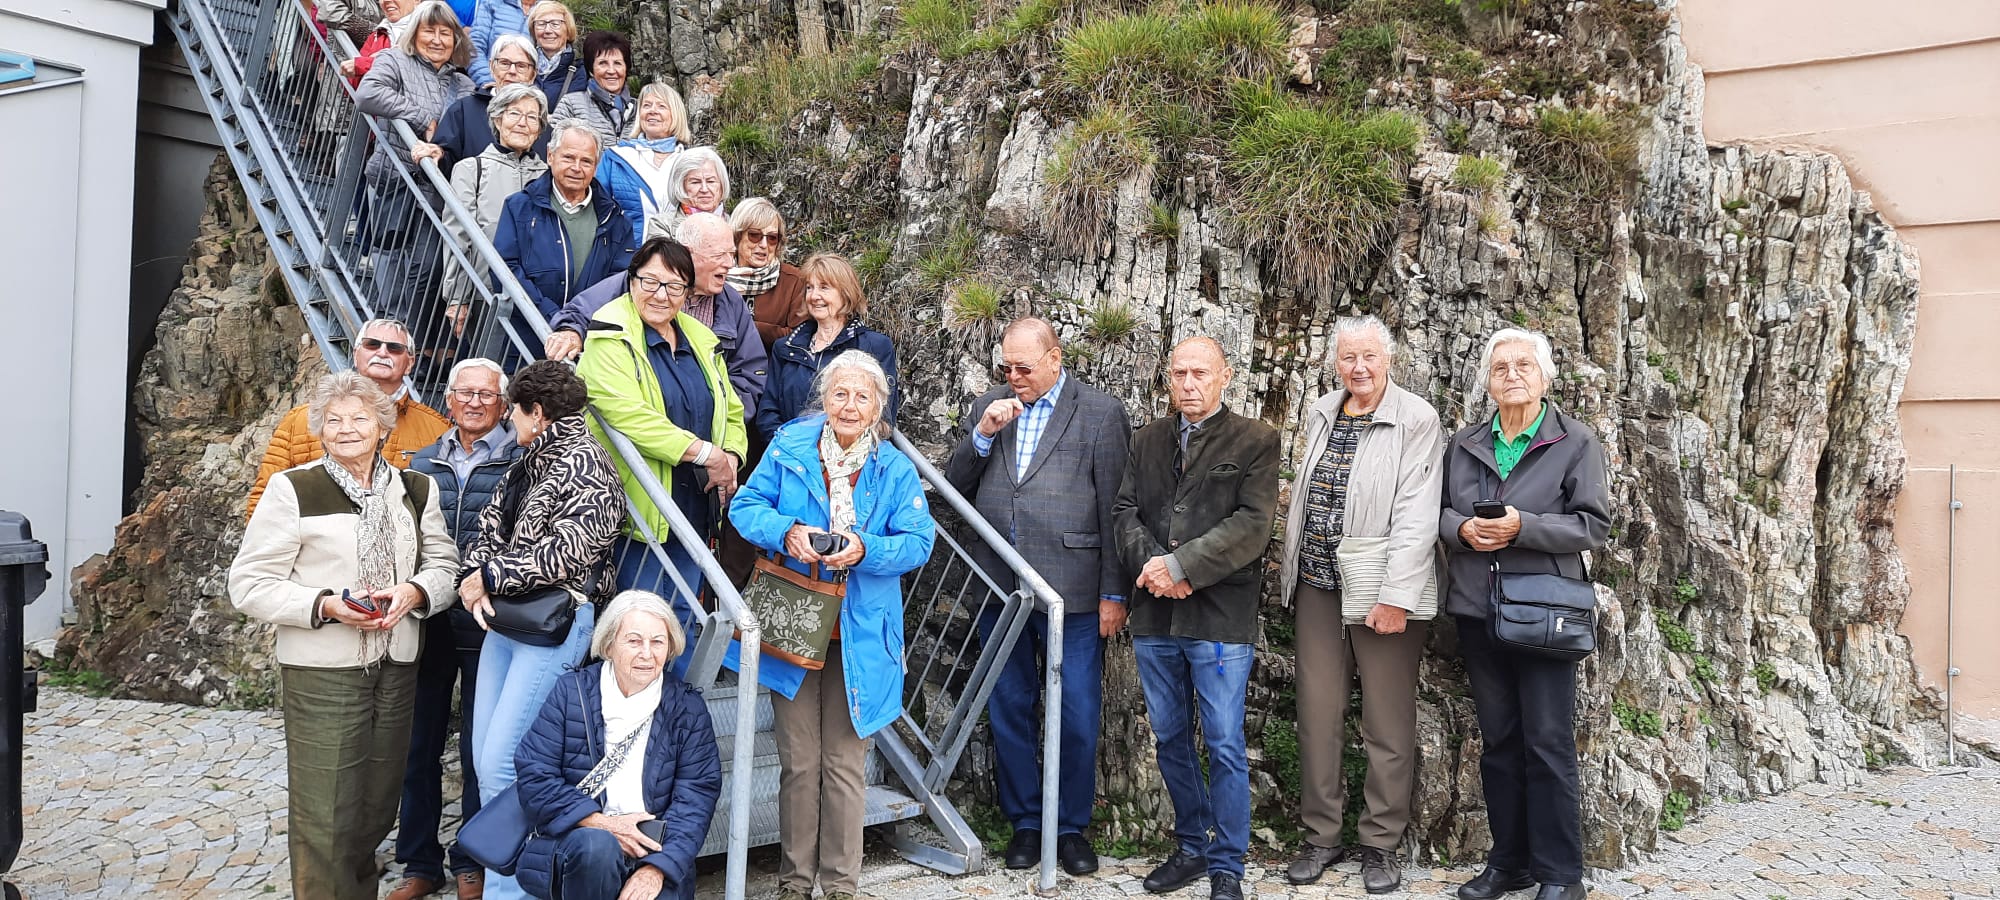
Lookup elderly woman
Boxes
[551,30,635,143]
[457,360,626,900]
[440,82,548,350]
[576,238,747,642]
[419,34,550,173]
[355,0,473,346]
[729,350,935,900]
[512,590,722,900]
[753,254,899,441]
[1274,316,1443,893]
[1441,328,1610,900]
[599,82,695,240]
[517,0,585,105]
[642,147,729,241]
[229,371,460,900]
[730,198,809,351]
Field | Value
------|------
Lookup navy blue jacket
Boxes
[551,279,771,412]
[432,86,551,175]
[536,49,588,110]
[514,665,721,900]
[753,319,899,441]
[492,173,636,321]
[409,430,523,650]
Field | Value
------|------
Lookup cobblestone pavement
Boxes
[11,688,1998,899]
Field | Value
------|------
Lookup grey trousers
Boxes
[773,641,872,895]
[280,661,418,900]
[1294,584,1428,851]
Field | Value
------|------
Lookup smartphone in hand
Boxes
[341,588,382,618]
[1473,500,1508,519]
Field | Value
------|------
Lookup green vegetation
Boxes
[1475,203,1507,236]
[949,279,1004,324]
[1045,105,1158,255]
[1672,576,1699,606]
[1226,104,1420,287]
[41,661,115,696]
[1261,717,1303,799]
[1612,699,1664,738]
[1753,660,1778,694]
[1690,654,1717,684]
[716,45,882,138]
[1443,119,1470,151]
[1522,106,1638,203]
[853,233,895,290]
[1145,201,1181,242]
[1655,608,1696,653]
[1660,789,1693,831]
[916,225,980,289]
[1722,197,1750,213]
[1086,304,1140,343]
[1454,155,1506,192]
[717,122,776,162]
[1319,22,1398,107]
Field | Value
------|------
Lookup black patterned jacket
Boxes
[462,414,624,602]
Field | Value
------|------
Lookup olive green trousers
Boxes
[280,661,418,900]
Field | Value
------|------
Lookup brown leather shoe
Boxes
[386,876,442,900]
[455,870,485,900]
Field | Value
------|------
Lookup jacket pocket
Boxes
[1060,532,1101,549]
[1207,463,1242,477]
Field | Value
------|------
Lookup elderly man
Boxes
[542,214,768,412]
[944,318,1129,876]
[245,318,451,517]
[1112,337,1279,900]
[492,121,635,328]
[389,358,522,900]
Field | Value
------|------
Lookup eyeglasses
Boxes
[739,229,783,247]
[447,389,502,404]
[995,349,1055,379]
[498,108,539,122]
[1488,361,1539,380]
[631,274,690,297]
[492,58,533,72]
[531,18,567,30]
[359,337,410,355]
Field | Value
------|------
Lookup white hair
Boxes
[486,82,547,132]
[361,317,413,345]
[1480,327,1558,383]
[549,119,604,158]
[812,350,893,439]
[490,33,535,66]
[1332,315,1394,358]
[674,211,733,251]
[590,590,687,663]
[307,371,399,437]
[447,357,509,395]
[664,146,730,210]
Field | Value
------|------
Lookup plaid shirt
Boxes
[972,372,1069,482]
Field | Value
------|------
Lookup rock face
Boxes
[61,154,320,707]
[82,0,1955,869]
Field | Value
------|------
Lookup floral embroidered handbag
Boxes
[737,552,845,670]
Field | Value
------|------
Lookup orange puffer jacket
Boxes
[245,395,452,518]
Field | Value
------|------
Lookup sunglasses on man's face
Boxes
[359,337,411,355]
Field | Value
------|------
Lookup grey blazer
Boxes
[944,376,1131,615]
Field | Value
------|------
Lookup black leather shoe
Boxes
[1004,829,1041,870]
[1359,846,1402,894]
[1143,849,1206,894]
[1458,867,1538,900]
[1057,833,1099,876]
[1533,884,1585,900]
[1209,873,1244,900]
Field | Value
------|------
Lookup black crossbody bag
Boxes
[1481,467,1598,662]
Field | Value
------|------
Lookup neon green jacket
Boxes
[577,295,748,540]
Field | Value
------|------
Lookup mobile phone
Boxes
[342,588,381,617]
[1473,500,1508,519]
[639,818,668,844]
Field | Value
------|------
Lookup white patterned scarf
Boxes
[323,453,398,634]
[725,262,781,298]
[818,424,877,535]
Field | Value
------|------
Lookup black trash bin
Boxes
[0,510,48,893]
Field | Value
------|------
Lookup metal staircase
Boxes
[161,0,1071,894]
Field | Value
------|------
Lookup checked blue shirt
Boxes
[971,371,1068,482]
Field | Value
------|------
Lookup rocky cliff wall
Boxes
[72,0,1956,868]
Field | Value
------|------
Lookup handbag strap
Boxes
[578,720,646,799]
[765,549,823,582]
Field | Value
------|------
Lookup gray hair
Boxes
[393,1,469,66]
[447,357,509,396]
[549,119,604,159]
[1332,315,1393,358]
[674,211,733,252]
[591,590,686,663]
[489,33,535,67]
[664,146,729,211]
[306,371,400,437]
[813,350,893,439]
[486,82,548,133]
[1479,327,1558,383]
[361,317,413,345]
[628,82,693,144]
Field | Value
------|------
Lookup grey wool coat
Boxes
[1437,402,1612,620]
[943,377,1132,614]
[1276,382,1445,613]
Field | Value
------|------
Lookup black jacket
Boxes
[1112,405,1280,644]
[1437,403,1612,619]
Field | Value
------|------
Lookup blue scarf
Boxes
[624,136,679,155]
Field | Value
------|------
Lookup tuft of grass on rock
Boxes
[1144,201,1181,242]
[949,279,1003,325]
[1225,105,1420,289]
[1184,0,1291,81]
[1086,304,1140,342]
[717,122,776,161]
[916,225,980,289]
[895,0,978,58]
[1522,106,1637,202]
[1454,154,1505,192]
[1044,105,1157,256]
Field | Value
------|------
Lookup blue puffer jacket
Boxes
[409,428,523,649]
[597,141,678,241]
[753,319,900,442]
[724,415,936,736]
[514,664,721,900]
[492,173,636,321]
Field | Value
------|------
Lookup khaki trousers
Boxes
[280,661,418,900]
[773,641,872,894]
[1294,584,1428,851]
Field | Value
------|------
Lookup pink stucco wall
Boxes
[1681,0,2000,740]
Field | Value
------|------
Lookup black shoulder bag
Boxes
[1483,467,1598,662]
[483,462,585,647]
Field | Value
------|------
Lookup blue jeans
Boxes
[1132,635,1254,877]
[545,827,685,900]
[395,615,482,880]
[472,601,595,900]
[977,607,1104,835]
[614,535,705,680]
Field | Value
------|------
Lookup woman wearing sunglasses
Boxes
[752,254,899,443]
[731,199,809,353]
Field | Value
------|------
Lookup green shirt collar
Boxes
[1491,402,1548,479]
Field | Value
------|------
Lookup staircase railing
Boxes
[165,0,1069,891]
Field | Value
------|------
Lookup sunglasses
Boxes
[995,349,1054,379]
[740,229,783,247]
[359,337,411,355]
